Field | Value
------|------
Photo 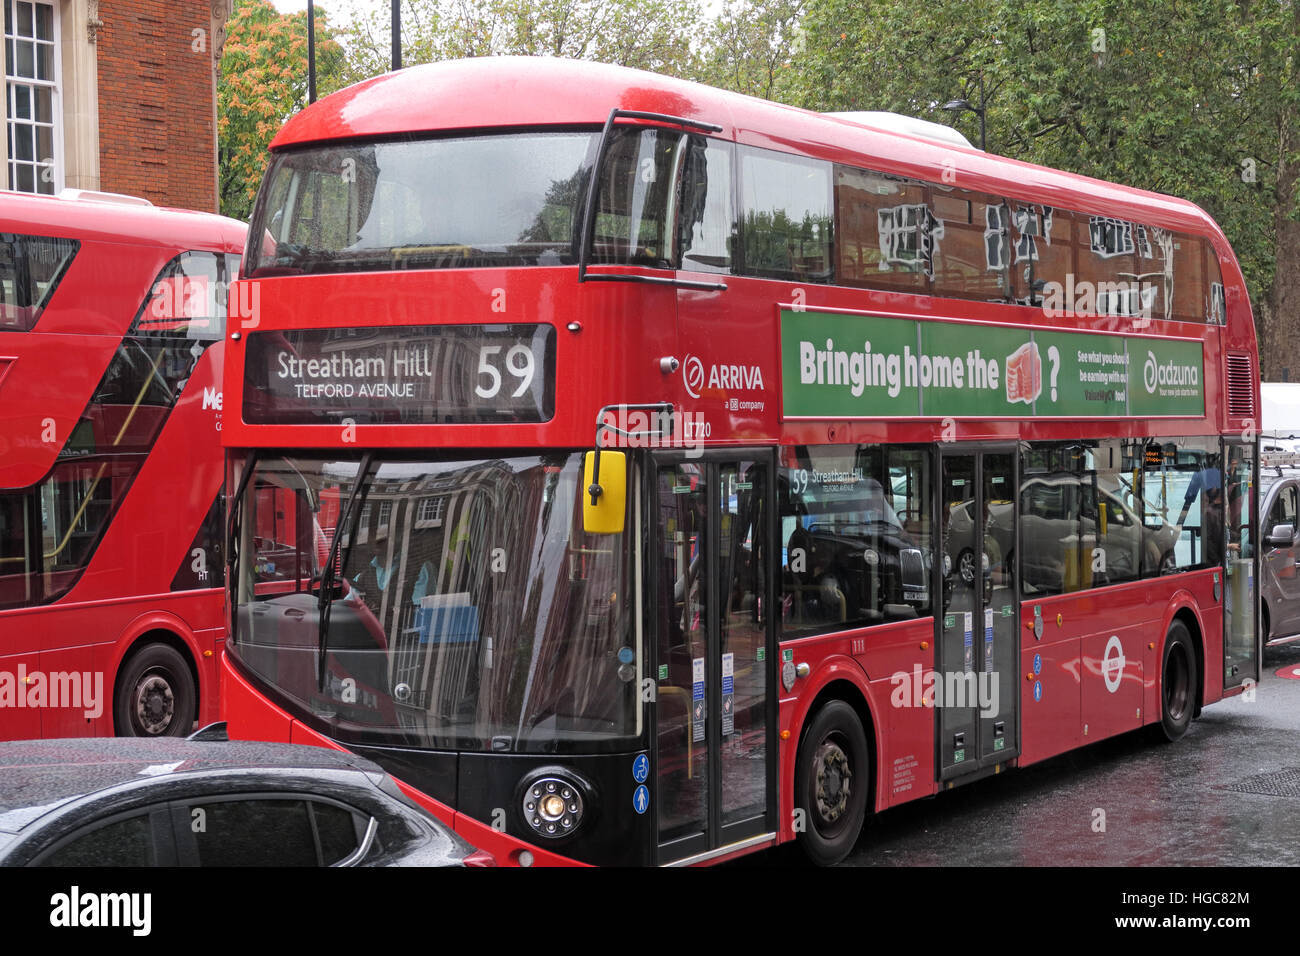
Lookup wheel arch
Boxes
[1159,594,1206,720]
[783,656,881,839]
[110,613,203,732]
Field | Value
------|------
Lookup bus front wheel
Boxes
[795,700,869,865]
[1156,621,1195,742]
[115,643,196,738]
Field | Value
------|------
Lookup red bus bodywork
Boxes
[220,58,1260,866]
[0,191,245,739]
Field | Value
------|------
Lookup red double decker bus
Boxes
[221,58,1259,866]
[0,190,245,740]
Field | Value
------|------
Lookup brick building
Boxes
[0,0,233,212]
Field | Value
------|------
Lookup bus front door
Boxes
[937,449,1020,781]
[650,452,777,865]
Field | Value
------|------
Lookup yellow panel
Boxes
[583,450,626,535]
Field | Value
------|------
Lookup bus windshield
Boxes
[247,131,599,274]
[246,126,711,276]
[229,452,638,754]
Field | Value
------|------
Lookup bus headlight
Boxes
[519,769,592,840]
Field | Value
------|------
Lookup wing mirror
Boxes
[1266,523,1296,548]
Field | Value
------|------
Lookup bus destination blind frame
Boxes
[243,324,556,425]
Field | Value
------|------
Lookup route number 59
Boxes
[475,345,535,399]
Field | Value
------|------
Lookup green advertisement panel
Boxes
[780,309,1204,419]
[1128,336,1207,417]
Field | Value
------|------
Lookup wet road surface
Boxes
[825,639,1300,867]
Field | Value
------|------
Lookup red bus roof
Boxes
[0,189,246,253]
[271,56,1224,245]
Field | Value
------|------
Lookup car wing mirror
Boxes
[1266,523,1295,548]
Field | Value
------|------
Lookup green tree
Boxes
[217,0,345,221]
[784,0,1299,377]
[337,0,706,80]
[691,0,805,100]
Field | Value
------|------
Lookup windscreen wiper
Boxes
[225,451,259,644]
[317,453,374,693]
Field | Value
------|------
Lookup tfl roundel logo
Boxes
[683,354,704,399]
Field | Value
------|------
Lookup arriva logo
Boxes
[1143,350,1199,393]
[202,387,223,411]
[681,353,764,399]
[683,355,705,398]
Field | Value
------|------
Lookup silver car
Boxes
[1260,467,1300,648]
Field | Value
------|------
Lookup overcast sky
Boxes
[271,0,366,23]
[270,0,724,33]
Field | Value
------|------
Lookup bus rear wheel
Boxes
[115,643,196,738]
[1156,621,1195,742]
[795,700,869,865]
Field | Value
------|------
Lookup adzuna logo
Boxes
[1143,350,1199,394]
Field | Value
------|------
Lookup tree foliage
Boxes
[783,0,1299,375]
[337,0,706,82]
[215,0,1299,372]
[217,0,346,221]
[690,0,805,100]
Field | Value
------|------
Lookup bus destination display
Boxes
[243,324,556,424]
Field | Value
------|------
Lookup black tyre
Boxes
[1156,621,1195,742]
[795,700,869,865]
[115,643,196,737]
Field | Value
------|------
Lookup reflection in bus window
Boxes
[720,461,767,829]
[740,146,833,282]
[591,127,681,268]
[677,136,734,274]
[1147,438,1223,570]
[232,454,637,754]
[0,233,78,331]
[248,133,600,274]
[835,167,929,294]
[1018,438,1221,600]
[780,445,932,635]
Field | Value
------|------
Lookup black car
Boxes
[0,726,488,866]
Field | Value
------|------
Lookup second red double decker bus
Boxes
[1,190,245,740]
[220,58,1259,866]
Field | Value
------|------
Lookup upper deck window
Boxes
[132,251,239,342]
[830,158,1225,325]
[0,231,77,331]
[677,136,734,274]
[589,127,680,269]
[739,146,833,282]
[247,132,601,276]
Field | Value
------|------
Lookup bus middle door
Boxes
[937,448,1020,782]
